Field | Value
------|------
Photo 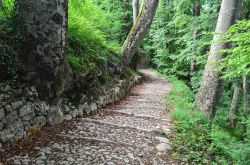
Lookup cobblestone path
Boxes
[2,69,174,165]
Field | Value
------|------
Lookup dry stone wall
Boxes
[0,75,142,148]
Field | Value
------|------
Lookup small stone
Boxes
[83,103,91,114]
[64,114,73,121]
[35,160,44,164]
[51,143,61,149]
[0,108,5,120]
[44,149,52,154]
[5,111,18,124]
[30,86,37,92]
[22,159,30,164]
[0,129,14,142]
[24,86,38,100]
[47,160,55,164]
[34,102,49,116]
[90,103,97,112]
[85,151,91,155]
[34,147,41,150]
[18,104,34,117]
[84,147,91,150]
[13,160,21,165]
[125,159,130,163]
[47,106,64,125]
[64,105,70,113]
[58,161,69,164]
[156,143,171,151]
[22,112,35,121]
[4,104,12,114]
[37,155,47,160]
[155,137,170,144]
[70,110,77,118]
[30,116,47,128]
[96,97,104,108]
[78,108,84,117]
[15,129,25,140]
[67,157,74,162]
[0,84,10,92]
[7,119,24,140]
[11,101,23,110]
[98,149,106,152]
[128,153,134,159]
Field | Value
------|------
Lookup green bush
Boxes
[0,0,25,81]
[160,71,250,164]
[218,20,250,79]
[67,0,122,73]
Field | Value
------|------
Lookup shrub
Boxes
[0,0,25,81]
[67,0,121,74]
[160,71,250,164]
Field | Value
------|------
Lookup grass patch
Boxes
[157,72,236,164]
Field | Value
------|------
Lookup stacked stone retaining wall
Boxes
[0,74,142,148]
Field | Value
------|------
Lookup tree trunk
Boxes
[190,0,201,75]
[17,0,72,101]
[195,0,243,117]
[228,82,241,128]
[131,0,141,70]
[243,75,249,118]
[133,0,139,24]
[121,0,159,72]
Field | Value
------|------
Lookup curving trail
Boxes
[3,69,174,165]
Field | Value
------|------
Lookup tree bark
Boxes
[133,0,139,24]
[228,82,241,128]
[190,0,201,75]
[17,0,72,101]
[131,0,141,70]
[243,75,249,118]
[121,0,159,72]
[195,0,243,117]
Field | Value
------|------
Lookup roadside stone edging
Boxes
[0,74,143,147]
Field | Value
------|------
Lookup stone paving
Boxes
[2,69,174,164]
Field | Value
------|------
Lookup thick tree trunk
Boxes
[195,0,243,117]
[228,83,241,128]
[131,0,141,70]
[121,0,159,72]
[243,75,249,118]
[190,0,201,75]
[17,0,72,101]
[133,0,139,24]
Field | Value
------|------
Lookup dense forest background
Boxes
[0,0,250,164]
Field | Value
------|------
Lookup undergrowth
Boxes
[67,0,121,74]
[0,0,25,82]
[160,73,250,164]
